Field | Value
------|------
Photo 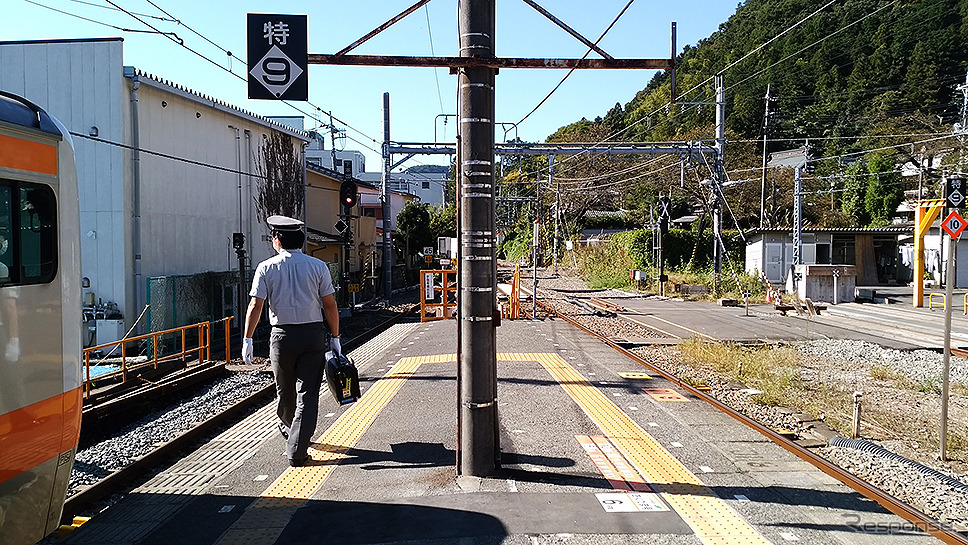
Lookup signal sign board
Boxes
[247,14,308,100]
[942,210,967,240]
[945,178,966,210]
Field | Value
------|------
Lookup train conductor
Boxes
[242,215,342,467]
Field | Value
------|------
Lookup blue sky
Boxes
[5,0,740,170]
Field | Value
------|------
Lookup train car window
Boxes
[0,185,11,283]
[0,180,57,285]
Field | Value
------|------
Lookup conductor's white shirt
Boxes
[249,249,335,326]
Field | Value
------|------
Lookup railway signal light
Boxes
[340,180,357,209]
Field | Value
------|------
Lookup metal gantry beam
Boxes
[310,54,671,70]
[387,141,718,158]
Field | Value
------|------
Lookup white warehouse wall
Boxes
[1,38,308,331]
[0,39,129,314]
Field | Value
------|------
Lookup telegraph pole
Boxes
[457,0,498,477]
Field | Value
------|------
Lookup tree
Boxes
[396,201,434,258]
[254,132,304,223]
[429,202,456,240]
[841,161,869,227]
[864,153,903,226]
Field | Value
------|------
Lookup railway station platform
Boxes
[60,316,943,545]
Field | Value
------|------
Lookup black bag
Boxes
[324,350,361,405]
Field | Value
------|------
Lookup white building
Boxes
[0,38,309,335]
[358,164,449,207]
[744,227,912,286]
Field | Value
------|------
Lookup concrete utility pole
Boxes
[712,75,726,288]
[382,93,393,300]
[760,83,772,229]
[457,0,498,477]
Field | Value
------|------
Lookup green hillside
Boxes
[502,0,968,235]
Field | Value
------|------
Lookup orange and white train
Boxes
[0,91,82,545]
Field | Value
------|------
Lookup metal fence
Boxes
[147,270,244,334]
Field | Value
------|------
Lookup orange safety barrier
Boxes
[82,317,233,399]
[420,270,457,322]
[500,266,522,320]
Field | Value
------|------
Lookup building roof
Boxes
[748,226,913,235]
[306,226,344,245]
[122,66,310,141]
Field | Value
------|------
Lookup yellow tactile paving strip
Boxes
[218,351,767,545]
[529,352,771,545]
[215,356,428,545]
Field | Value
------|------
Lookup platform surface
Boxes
[62,317,941,545]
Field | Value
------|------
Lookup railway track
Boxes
[536,292,968,545]
[61,304,418,525]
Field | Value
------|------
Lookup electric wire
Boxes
[727,0,902,92]
[24,0,180,37]
[69,0,175,21]
[425,5,445,115]
[99,0,383,152]
[70,131,341,192]
[515,0,635,127]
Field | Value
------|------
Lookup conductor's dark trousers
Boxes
[269,322,327,460]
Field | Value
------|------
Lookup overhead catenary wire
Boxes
[515,0,636,128]
[103,0,383,152]
[24,0,181,38]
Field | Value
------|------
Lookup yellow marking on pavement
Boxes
[534,353,770,545]
[262,356,423,499]
[216,355,440,545]
[619,372,652,380]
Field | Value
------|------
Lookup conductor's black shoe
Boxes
[289,455,309,467]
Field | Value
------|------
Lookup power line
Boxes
[24,0,180,38]
[515,0,635,127]
[71,131,342,192]
[69,0,175,21]
[726,0,901,92]
[104,0,383,150]
[425,4,444,114]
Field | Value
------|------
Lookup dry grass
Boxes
[675,338,968,458]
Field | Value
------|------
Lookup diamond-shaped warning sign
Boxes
[250,45,305,98]
[949,190,965,209]
[942,209,967,239]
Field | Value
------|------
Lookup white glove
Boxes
[242,337,253,364]
[330,337,342,357]
[5,337,18,361]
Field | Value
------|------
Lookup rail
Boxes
[82,317,234,399]
[929,293,946,310]
[540,298,968,545]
